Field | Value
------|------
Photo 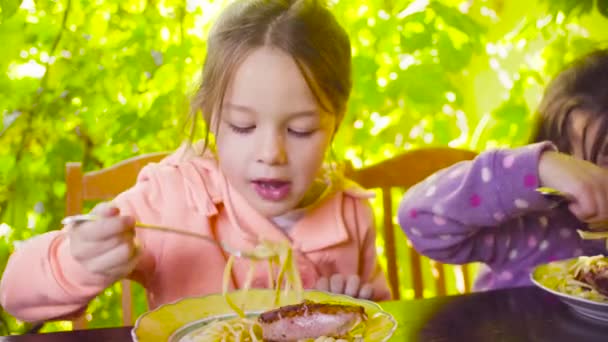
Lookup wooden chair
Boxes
[344,147,478,300]
[65,151,169,329]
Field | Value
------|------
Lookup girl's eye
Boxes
[229,124,255,134]
[288,128,315,137]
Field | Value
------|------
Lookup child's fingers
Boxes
[103,240,142,278]
[592,186,608,222]
[358,284,374,300]
[78,216,135,241]
[83,240,138,275]
[568,190,598,222]
[104,255,140,280]
[344,275,360,298]
[569,202,589,221]
[570,176,608,223]
[91,202,120,218]
[329,274,345,294]
[315,277,330,292]
[71,232,134,261]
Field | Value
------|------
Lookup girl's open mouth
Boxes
[252,179,292,201]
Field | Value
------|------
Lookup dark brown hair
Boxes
[188,0,351,148]
[530,49,608,163]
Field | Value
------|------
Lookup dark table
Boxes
[2,286,608,341]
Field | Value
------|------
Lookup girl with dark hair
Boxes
[398,50,608,291]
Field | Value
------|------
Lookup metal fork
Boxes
[61,214,271,260]
[535,187,608,230]
[535,187,576,202]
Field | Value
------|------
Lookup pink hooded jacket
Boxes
[0,154,390,322]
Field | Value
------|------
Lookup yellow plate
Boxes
[530,257,608,323]
[131,289,397,341]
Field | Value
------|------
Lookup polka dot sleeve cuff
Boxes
[397,141,560,264]
[491,141,558,219]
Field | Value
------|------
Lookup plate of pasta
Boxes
[131,289,396,342]
[531,255,608,323]
[131,241,397,341]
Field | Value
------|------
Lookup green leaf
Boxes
[599,0,608,18]
[0,0,20,22]
[437,32,473,71]
[391,64,451,110]
[430,1,485,38]
[492,100,529,123]
[400,28,434,53]
[151,63,179,95]
[540,0,594,17]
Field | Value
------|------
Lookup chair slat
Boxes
[65,163,87,330]
[346,147,477,300]
[461,264,471,293]
[409,247,424,299]
[120,279,133,326]
[432,261,447,296]
[65,163,84,216]
[381,188,400,300]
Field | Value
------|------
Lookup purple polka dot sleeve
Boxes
[398,142,608,290]
[397,142,560,264]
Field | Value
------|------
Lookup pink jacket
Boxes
[0,155,390,322]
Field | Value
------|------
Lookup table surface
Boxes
[3,286,608,341]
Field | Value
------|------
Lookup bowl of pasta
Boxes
[531,255,608,323]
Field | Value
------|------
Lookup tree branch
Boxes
[0,0,73,223]
[12,0,73,161]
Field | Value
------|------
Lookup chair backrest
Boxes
[344,147,477,300]
[65,152,169,329]
[64,147,475,326]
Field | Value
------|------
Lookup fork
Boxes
[61,214,271,260]
[535,187,577,203]
[535,187,608,230]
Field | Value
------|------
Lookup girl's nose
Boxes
[257,133,287,165]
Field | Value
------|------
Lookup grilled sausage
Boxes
[258,300,366,341]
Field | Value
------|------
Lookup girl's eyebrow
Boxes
[223,103,257,115]
[223,102,319,118]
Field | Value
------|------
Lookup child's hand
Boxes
[66,203,140,280]
[539,151,608,224]
[315,274,374,300]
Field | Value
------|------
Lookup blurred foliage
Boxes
[1,0,608,335]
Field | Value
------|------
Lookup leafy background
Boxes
[1,0,608,335]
